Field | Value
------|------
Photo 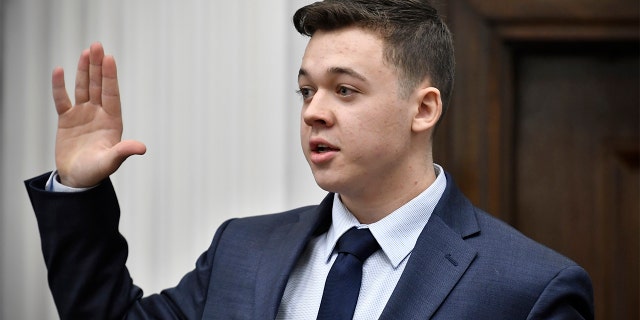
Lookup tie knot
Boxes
[335,227,380,262]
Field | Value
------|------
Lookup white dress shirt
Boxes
[276,164,447,319]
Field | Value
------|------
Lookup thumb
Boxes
[111,140,147,165]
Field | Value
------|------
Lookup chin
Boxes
[312,178,336,193]
[311,173,343,194]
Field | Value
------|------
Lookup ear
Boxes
[411,86,442,133]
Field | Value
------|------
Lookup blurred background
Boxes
[1,0,321,318]
[1,0,638,319]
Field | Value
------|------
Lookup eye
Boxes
[337,85,356,97]
[296,87,316,101]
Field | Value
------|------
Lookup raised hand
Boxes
[52,42,146,188]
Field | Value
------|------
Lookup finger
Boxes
[105,140,147,174]
[89,42,105,105]
[114,140,147,158]
[52,67,72,115]
[74,49,90,104]
[102,55,121,116]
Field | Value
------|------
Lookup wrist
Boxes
[48,171,95,192]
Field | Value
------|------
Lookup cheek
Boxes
[299,121,306,139]
[369,104,410,134]
[373,109,412,151]
[346,114,406,156]
[299,122,310,153]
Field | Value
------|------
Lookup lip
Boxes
[308,138,340,165]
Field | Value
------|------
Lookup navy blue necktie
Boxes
[316,227,381,320]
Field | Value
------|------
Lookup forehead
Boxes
[300,27,391,79]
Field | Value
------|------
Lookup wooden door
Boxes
[515,42,638,318]
[433,1,639,318]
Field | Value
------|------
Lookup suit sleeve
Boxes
[526,265,594,320]
[24,172,228,320]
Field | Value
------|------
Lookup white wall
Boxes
[0,0,323,318]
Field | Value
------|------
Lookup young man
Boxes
[25,0,594,319]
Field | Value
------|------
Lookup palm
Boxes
[53,43,146,187]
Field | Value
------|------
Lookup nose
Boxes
[302,90,334,127]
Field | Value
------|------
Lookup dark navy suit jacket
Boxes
[25,172,594,319]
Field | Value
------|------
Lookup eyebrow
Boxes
[298,67,368,82]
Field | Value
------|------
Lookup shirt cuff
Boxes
[45,171,95,193]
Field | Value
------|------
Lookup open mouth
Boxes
[308,140,340,164]
[315,144,339,153]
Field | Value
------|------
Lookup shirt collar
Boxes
[323,164,447,268]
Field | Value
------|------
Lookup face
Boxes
[298,27,423,200]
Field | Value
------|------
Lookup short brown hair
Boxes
[293,0,455,119]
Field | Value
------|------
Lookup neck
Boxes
[340,162,437,224]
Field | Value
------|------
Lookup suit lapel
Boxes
[252,173,480,319]
[380,173,481,319]
[253,194,333,319]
